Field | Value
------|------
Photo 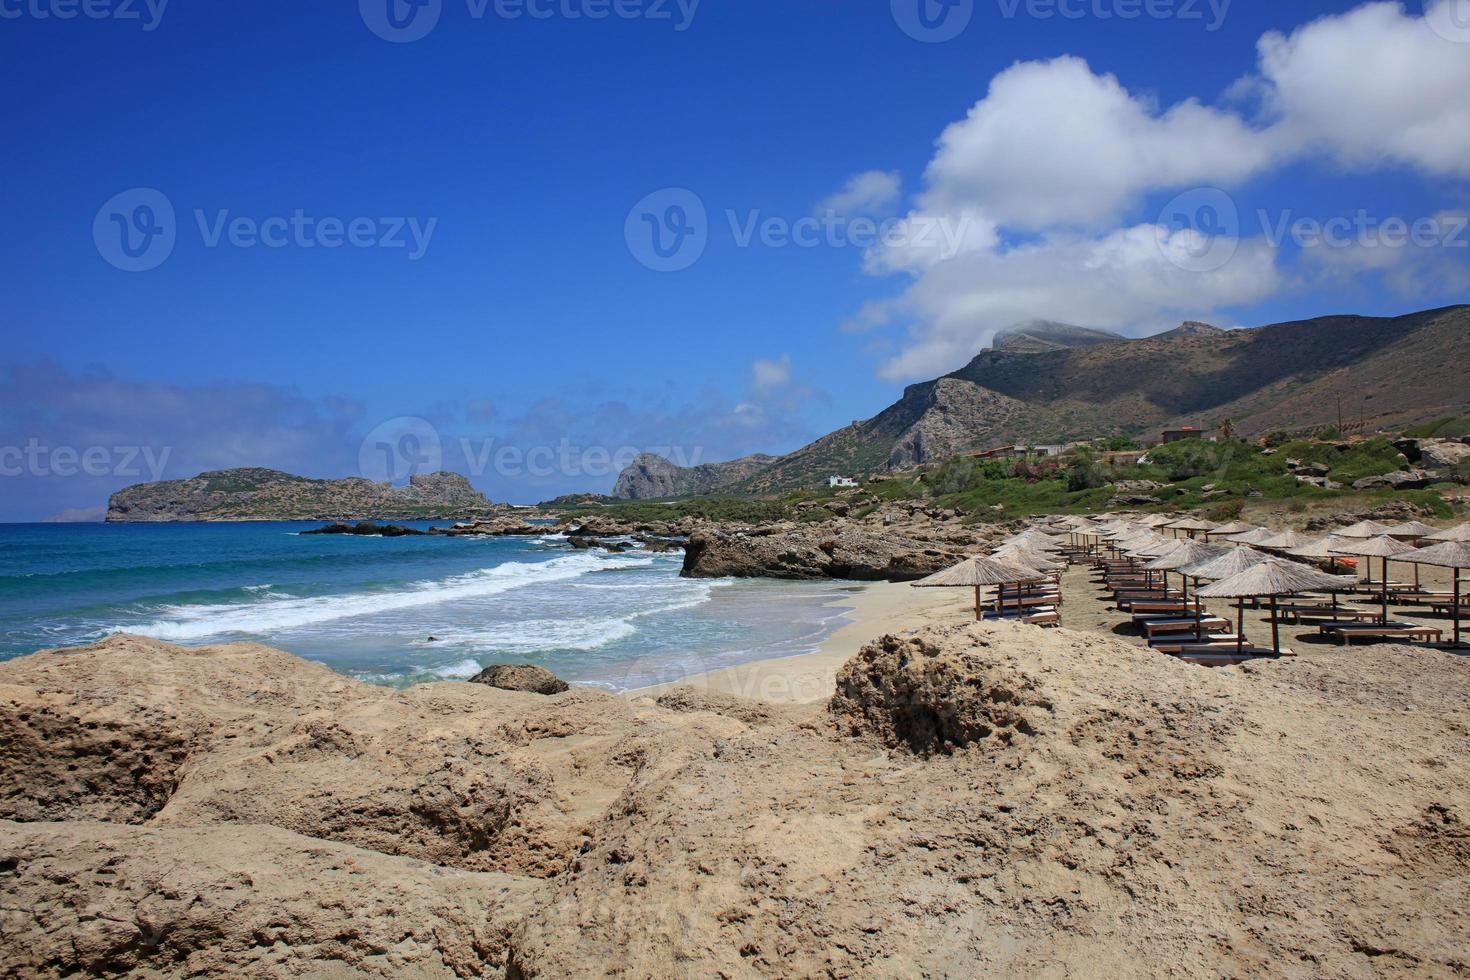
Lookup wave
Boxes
[120,553,646,642]
[408,580,719,654]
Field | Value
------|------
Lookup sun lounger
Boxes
[1150,635,1246,653]
[1138,616,1230,637]
[1318,623,1443,646]
[1282,609,1381,625]
[1127,600,1204,615]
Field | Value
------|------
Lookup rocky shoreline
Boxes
[3,625,1466,976]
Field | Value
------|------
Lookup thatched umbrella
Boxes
[1426,523,1470,543]
[1398,540,1470,648]
[1225,527,1279,547]
[1197,561,1357,655]
[1206,520,1260,540]
[1385,520,1440,540]
[912,556,1046,621]
[1330,535,1419,624]
[1145,542,1227,638]
[1334,519,1393,539]
[1257,530,1313,551]
[1285,536,1352,574]
[1384,521,1440,588]
[1182,546,1271,581]
[1167,517,1219,540]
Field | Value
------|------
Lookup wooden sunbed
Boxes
[1318,623,1443,646]
[1150,635,1246,654]
[1128,600,1204,615]
[1139,617,1230,637]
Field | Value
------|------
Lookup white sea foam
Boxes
[414,580,719,653]
[122,553,642,642]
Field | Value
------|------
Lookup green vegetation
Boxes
[558,436,1459,524]
[1404,417,1470,439]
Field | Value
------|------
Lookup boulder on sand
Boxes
[470,663,571,695]
[680,524,968,581]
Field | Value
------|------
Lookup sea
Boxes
[0,522,861,691]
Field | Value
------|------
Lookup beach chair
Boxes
[1319,623,1443,646]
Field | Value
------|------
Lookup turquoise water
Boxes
[0,523,859,691]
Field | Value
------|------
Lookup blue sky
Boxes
[3,0,1468,519]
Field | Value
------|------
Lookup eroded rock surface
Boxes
[4,625,1469,977]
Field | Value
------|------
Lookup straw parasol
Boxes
[1197,561,1357,655]
[1145,542,1228,638]
[1398,540,1470,648]
[1285,535,1353,573]
[1384,521,1440,540]
[1224,527,1279,546]
[1256,530,1313,551]
[1334,519,1394,539]
[1182,546,1271,581]
[912,556,1046,621]
[1166,517,1218,539]
[1426,523,1470,543]
[1383,521,1440,588]
[1206,520,1260,539]
[1330,535,1419,623]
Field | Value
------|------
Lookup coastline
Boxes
[632,578,972,704]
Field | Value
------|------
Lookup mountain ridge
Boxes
[613,305,1470,497]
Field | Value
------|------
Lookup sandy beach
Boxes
[635,579,976,703]
[636,554,1467,705]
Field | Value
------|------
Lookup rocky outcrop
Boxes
[470,664,570,696]
[0,635,738,880]
[611,452,778,500]
[4,626,1469,976]
[301,521,427,536]
[680,522,974,581]
[432,517,551,537]
[0,820,538,978]
[829,632,1052,754]
[107,469,495,522]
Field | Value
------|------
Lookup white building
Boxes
[828,475,858,488]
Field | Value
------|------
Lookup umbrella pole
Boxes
[1271,595,1281,656]
[1456,567,1462,649]
[1237,600,1245,655]
[975,584,982,622]
[1382,558,1390,625]
[1193,576,1203,642]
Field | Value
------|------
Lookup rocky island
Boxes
[106,469,497,523]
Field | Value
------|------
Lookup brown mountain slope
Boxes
[620,305,1470,496]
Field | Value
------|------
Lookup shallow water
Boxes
[0,522,858,691]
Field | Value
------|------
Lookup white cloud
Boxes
[1253,1,1470,177]
[877,225,1281,380]
[920,56,1272,231]
[751,354,793,393]
[851,1,1470,381]
[816,170,902,216]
